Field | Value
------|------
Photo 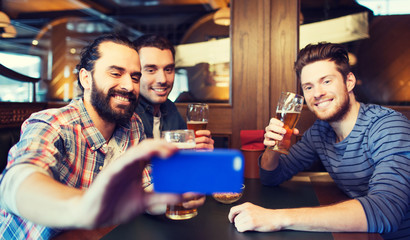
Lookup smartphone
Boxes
[151,149,244,194]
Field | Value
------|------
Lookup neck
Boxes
[329,96,360,143]
[83,98,116,141]
[153,104,161,117]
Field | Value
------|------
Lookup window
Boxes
[0,52,42,102]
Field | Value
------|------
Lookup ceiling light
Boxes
[0,24,16,38]
[0,11,17,38]
[300,12,369,48]
[0,11,10,28]
[213,7,230,26]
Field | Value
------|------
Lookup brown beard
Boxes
[90,77,138,125]
[317,90,350,123]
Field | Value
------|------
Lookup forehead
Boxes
[96,41,140,69]
[300,60,338,84]
[139,47,174,65]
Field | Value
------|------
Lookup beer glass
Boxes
[186,103,209,136]
[162,129,198,220]
[271,92,304,154]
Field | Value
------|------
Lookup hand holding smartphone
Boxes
[152,149,244,194]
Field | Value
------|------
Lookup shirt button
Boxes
[99,166,103,171]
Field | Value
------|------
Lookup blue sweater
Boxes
[260,103,410,239]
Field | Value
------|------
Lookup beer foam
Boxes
[187,120,208,124]
[276,110,301,114]
[173,142,196,149]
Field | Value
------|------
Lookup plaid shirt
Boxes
[0,98,145,239]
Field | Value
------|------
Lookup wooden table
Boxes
[54,173,383,240]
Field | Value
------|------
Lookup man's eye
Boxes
[144,68,155,73]
[303,86,312,91]
[111,72,121,77]
[165,68,174,73]
[132,75,140,82]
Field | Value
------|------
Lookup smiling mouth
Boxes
[152,87,168,94]
[113,94,130,102]
[314,99,333,108]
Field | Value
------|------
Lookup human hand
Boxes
[228,202,283,232]
[181,193,206,209]
[263,118,299,148]
[75,139,182,228]
[194,130,214,150]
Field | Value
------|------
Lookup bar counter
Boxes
[54,173,383,240]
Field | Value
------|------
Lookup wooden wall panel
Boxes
[176,103,232,135]
[269,0,300,108]
[176,0,300,150]
[231,0,299,149]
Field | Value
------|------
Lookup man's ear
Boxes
[79,68,92,91]
[346,72,356,93]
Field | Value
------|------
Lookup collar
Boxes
[139,96,169,117]
[73,98,132,153]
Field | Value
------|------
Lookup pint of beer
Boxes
[162,130,198,220]
[271,92,304,154]
[186,103,209,137]
[187,121,207,132]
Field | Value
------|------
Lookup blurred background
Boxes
[0,0,409,106]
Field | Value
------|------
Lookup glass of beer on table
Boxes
[162,129,198,220]
[186,103,209,136]
[271,92,304,154]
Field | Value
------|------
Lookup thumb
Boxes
[145,193,182,208]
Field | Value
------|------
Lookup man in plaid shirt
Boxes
[0,34,183,239]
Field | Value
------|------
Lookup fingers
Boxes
[122,139,177,163]
[195,130,211,137]
[145,192,181,210]
[228,202,250,223]
[195,130,214,150]
[181,194,206,209]
[264,119,285,147]
[264,118,299,147]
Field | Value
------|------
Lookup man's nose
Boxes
[119,75,135,91]
[156,70,167,84]
[313,85,326,99]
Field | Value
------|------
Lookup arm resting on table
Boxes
[229,199,367,232]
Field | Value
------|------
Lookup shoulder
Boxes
[25,100,82,128]
[163,99,179,110]
[360,104,406,120]
[358,104,409,131]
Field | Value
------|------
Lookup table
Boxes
[54,173,383,240]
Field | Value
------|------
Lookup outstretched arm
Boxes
[14,139,182,229]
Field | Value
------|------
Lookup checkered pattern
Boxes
[0,98,145,239]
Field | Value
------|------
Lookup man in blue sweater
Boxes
[228,42,410,239]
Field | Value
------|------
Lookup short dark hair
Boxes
[294,42,350,81]
[76,34,136,92]
[133,34,175,59]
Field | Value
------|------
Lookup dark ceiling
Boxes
[0,0,371,57]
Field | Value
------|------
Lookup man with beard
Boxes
[0,34,184,239]
[228,42,410,239]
